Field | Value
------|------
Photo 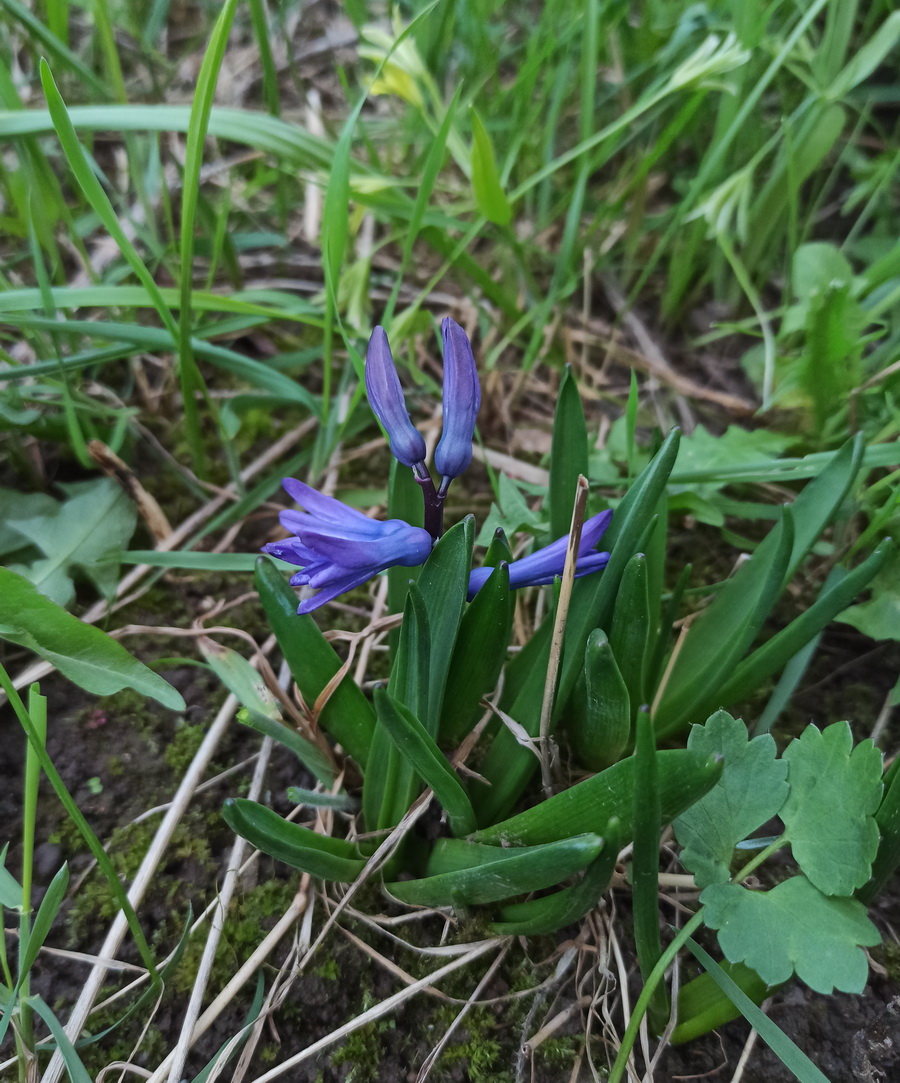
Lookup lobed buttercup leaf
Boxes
[781,721,883,895]
[701,876,880,994]
[674,710,788,888]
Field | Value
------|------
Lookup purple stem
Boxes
[414,467,445,540]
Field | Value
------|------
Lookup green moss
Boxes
[313,957,340,980]
[164,721,206,773]
[170,878,296,995]
[331,1020,396,1082]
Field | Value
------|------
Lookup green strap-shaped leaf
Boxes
[0,567,184,709]
[567,629,631,771]
[548,366,588,542]
[680,942,826,1081]
[559,427,682,711]
[364,584,431,834]
[717,538,894,707]
[374,687,476,837]
[386,834,603,908]
[671,960,772,1046]
[609,552,651,714]
[222,798,365,881]
[653,506,795,737]
[469,107,512,226]
[490,819,620,935]
[200,637,335,785]
[475,748,722,847]
[440,561,513,746]
[632,711,670,1032]
[415,516,474,734]
[254,557,374,768]
[16,864,69,985]
[782,432,863,582]
[483,526,513,566]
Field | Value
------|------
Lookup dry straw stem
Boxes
[161,735,275,1083]
[540,474,590,794]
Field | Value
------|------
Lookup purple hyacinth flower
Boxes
[434,317,481,490]
[365,326,428,469]
[466,509,613,600]
[263,478,433,613]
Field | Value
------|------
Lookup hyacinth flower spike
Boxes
[434,316,481,496]
[262,478,433,614]
[364,326,428,472]
[466,509,614,600]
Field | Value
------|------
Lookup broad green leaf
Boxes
[672,425,793,480]
[374,687,476,837]
[469,108,512,226]
[701,877,879,993]
[6,478,136,606]
[222,798,365,881]
[255,557,374,768]
[858,761,900,904]
[0,568,184,709]
[548,366,588,541]
[674,711,788,887]
[386,834,603,907]
[781,722,882,895]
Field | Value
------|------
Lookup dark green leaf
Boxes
[222,798,365,881]
[374,687,476,837]
[440,562,512,745]
[386,834,603,907]
[549,366,588,541]
[255,557,374,767]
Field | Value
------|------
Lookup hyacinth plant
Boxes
[221,317,899,1052]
